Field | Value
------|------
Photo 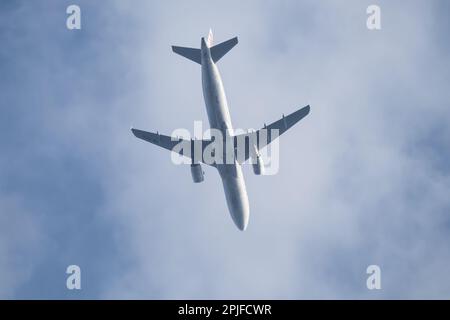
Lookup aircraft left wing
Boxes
[131,128,215,166]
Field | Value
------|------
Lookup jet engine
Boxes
[190,163,204,183]
[252,155,265,175]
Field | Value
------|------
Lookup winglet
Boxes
[131,128,138,137]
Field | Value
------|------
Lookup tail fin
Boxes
[171,46,201,64]
[207,28,214,48]
[210,37,238,63]
[172,30,238,65]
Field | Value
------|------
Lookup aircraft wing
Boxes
[131,105,310,165]
[233,105,310,162]
[131,128,215,166]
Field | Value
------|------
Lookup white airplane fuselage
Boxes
[200,37,250,231]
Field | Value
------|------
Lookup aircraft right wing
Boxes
[232,105,310,162]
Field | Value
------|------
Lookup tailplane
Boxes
[172,30,238,64]
[210,36,238,63]
[171,46,201,64]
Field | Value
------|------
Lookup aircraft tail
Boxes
[206,28,214,48]
[210,36,238,63]
[172,30,238,65]
[171,46,201,64]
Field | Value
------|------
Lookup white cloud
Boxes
[96,0,450,299]
[0,195,47,298]
[1,0,449,299]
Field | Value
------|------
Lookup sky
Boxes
[1,0,450,299]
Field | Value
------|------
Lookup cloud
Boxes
[1,0,449,299]
[0,195,47,298]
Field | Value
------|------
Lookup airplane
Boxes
[131,30,310,231]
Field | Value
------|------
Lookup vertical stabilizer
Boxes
[172,30,238,64]
[207,28,214,48]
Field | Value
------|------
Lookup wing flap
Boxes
[172,46,201,64]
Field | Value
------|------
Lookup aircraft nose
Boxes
[231,200,250,231]
[236,217,248,231]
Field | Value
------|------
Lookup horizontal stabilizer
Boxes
[210,37,238,63]
[172,46,201,64]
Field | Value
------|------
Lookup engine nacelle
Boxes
[190,163,204,183]
[252,155,265,175]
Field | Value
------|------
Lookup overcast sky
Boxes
[1,0,450,299]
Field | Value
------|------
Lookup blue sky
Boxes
[1,0,450,299]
